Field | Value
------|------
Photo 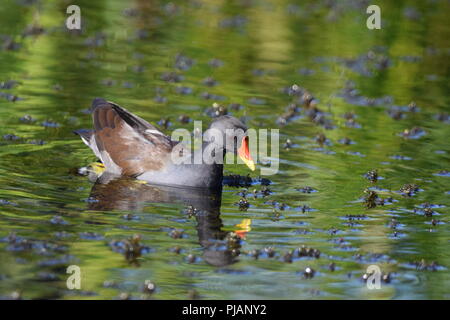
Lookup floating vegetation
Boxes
[109,234,151,263]
[409,259,442,271]
[302,267,315,279]
[399,127,426,139]
[296,186,318,193]
[237,198,250,211]
[433,170,450,177]
[364,190,379,208]
[338,137,355,145]
[361,272,392,283]
[263,247,276,258]
[205,102,228,118]
[50,215,69,225]
[399,184,420,197]
[283,251,293,263]
[297,245,321,259]
[364,169,378,183]
[169,229,185,239]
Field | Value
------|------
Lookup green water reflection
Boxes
[0,0,449,299]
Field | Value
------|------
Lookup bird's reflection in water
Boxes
[87,173,241,267]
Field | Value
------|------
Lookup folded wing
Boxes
[89,98,173,176]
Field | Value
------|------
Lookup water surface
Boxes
[0,0,449,299]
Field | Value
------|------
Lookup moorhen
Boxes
[75,98,255,188]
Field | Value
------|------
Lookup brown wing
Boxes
[91,98,173,176]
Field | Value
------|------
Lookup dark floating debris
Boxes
[142,280,156,294]
[345,214,368,221]
[363,189,391,208]
[183,205,198,218]
[435,112,449,123]
[2,36,21,51]
[0,91,21,102]
[174,53,195,71]
[298,204,314,213]
[3,134,20,141]
[296,186,317,193]
[205,102,227,117]
[434,170,450,177]
[178,114,191,123]
[19,114,36,123]
[297,245,321,259]
[361,272,392,283]
[1,232,67,254]
[283,251,293,263]
[41,121,60,128]
[315,133,329,146]
[387,107,405,120]
[237,198,250,211]
[409,259,441,271]
[109,234,151,263]
[0,80,18,89]
[302,267,315,279]
[341,50,391,77]
[169,229,185,239]
[249,249,261,260]
[338,137,355,145]
[122,213,140,221]
[276,103,301,126]
[399,127,426,139]
[50,215,69,225]
[339,81,392,107]
[158,117,171,129]
[399,184,420,197]
[170,246,182,254]
[202,76,217,87]
[186,254,197,264]
[225,232,241,250]
[283,138,293,150]
[160,72,184,83]
[364,169,378,183]
[28,139,46,146]
[154,95,167,103]
[364,190,378,209]
[264,247,276,258]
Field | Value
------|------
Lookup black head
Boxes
[205,115,255,171]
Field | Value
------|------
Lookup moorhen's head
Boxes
[205,115,255,171]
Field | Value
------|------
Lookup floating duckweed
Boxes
[364,169,378,182]
[303,267,315,279]
[238,198,250,211]
[400,184,420,197]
